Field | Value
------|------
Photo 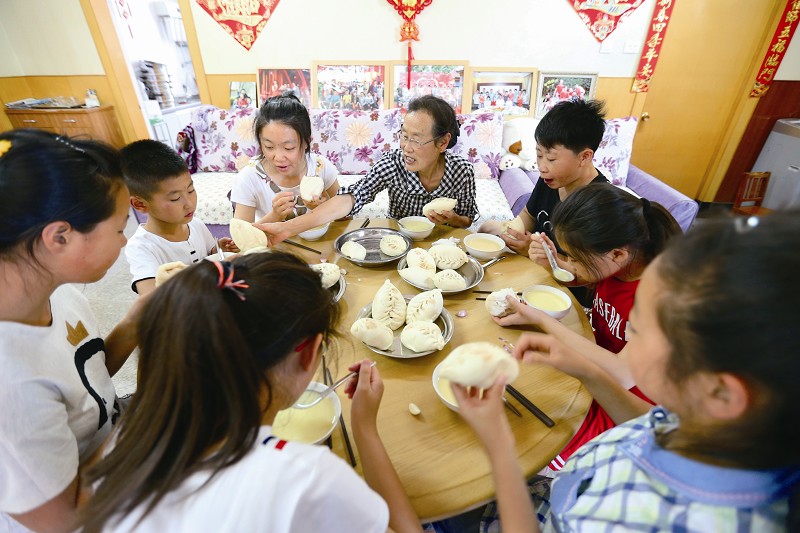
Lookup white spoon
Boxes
[293,362,376,409]
[539,234,575,283]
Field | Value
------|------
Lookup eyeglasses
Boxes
[399,133,441,149]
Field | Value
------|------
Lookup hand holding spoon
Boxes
[539,234,575,283]
[293,362,376,409]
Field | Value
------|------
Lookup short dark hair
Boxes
[120,139,189,199]
[408,95,460,149]
[253,92,312,155]
[0,129,124,259]
[535,99,606,154]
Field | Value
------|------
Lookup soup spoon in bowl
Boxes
[293,362,377,409]
[539,234,575,283]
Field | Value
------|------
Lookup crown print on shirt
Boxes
[66,320,89,346]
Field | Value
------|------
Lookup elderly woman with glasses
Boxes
[257,94,479,243]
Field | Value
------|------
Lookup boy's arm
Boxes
[133,278,155,296]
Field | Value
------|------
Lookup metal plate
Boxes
[354,298,455,358]
[330,274,346,303]
[396,255,485,294]
[334,227,412,267]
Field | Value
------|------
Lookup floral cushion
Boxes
[594,116,638,187]
[453,112,504,179]
[309,109,402,175]
[190,106,260,173]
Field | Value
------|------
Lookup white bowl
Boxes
[463,233,506,261]
[521,285,572,320]
[204,251,236,261]
[271,381,341,444]
[298,222,331,241]
[432,362,459,411]
[398,216,435,240]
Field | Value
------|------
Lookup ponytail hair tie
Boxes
[641,197,651,213]
[212,260,250,301]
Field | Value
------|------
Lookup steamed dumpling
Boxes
[405,248,436,272]
[429,245,468,270]
[422,197,457,217]
[372,280,407,330]
[310,263,341,289]
[434,269,467,291]
[401,322,445,352]
[438,342,519,389]
[155,261,187,287]
[501,217,526,235]
[230,218,268,253]
[399,267,435,289]
[406,289,443,323]
[243,245,270,255]
[485,288,519,317]
[300,175,324,202]
[380,234,408,257]
[341,240,367,261]
[351,318,394,351]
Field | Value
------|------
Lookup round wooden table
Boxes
[276,218,593,521]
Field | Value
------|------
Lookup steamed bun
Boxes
[310,263,341,289]
[485,288,519,317]
[501,217,526,235]
[401,322,445,352]
[399,267,435,289]
[230,218,268,253]
[341,240,367,261]
[155,261,187,287]
[429,245,468,270]
[300,175,324,202]
[406,289,443,323]
[406,248,436,272]
[438,342,519,389]
[422,197,457,217]
[434,269,467,291]
[351,318,394,351]
[372,280,407,330]
[380,234,408,257]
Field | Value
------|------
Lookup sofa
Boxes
[161,106,697,239]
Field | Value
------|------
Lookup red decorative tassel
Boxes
[407,42,414,89]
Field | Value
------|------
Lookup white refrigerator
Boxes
[752,118,800,210]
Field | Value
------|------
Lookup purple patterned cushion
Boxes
[309,108,402,175]
[594,116,638,187]
[191,106,260,173]
[453,112,504,179]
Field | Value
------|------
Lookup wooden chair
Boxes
[732,171,773,216]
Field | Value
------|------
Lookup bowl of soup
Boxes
[522,285,572,320]
[298,222,331,241]
[463,233,506,261]
[398,216,435,240]
[271,381,341,444]
[432,362,459,411]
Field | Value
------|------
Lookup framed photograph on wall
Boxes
[256,68,312,108]
[535,72,597,118]
[466,67,538,117]
[312,62,388,110]
[389,61,468,114]
[229,81,257,110]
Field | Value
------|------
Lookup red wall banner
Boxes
[631,0,675,93]
[567,0,647,42]
[751,0,800,97]
[195,0,280,51]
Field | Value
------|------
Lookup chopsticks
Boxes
[359,218,370,229]
[324,363,357,467]
[472,290,522,295]
[506,385,555,428]
[284,239,322,254]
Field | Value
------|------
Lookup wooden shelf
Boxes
[5,105,124,147]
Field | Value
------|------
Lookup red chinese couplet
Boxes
[567,0,648,42]
[751,0,800,97]
[631,0,676,93]
[195,0,280,51]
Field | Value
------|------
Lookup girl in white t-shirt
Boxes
[0,129,143,532]
[79,252,422,533]
[231,92,340,223]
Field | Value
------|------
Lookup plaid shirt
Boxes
[340,149,479,222]
[538,407,800,532]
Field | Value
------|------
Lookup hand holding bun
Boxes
[155,261,187,287]
[485,288,519,317]
[438,342,519,389]
[230,218,269,253]
[422,197,457,217]
[300,175,324,202]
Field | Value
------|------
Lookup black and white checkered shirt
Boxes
[340,149,479,222]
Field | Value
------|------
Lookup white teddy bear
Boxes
[499,119,537,172]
